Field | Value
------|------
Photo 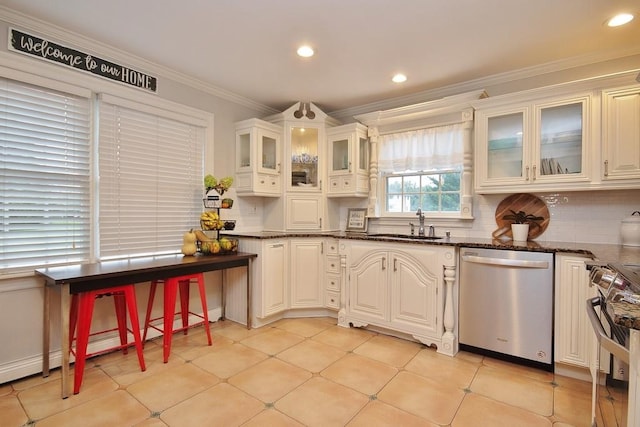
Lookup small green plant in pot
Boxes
[502,210,544,241]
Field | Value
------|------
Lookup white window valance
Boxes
[378,123,464,173]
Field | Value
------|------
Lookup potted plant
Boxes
[502,210,544,241]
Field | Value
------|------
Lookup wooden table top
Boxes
[35,252,257,293]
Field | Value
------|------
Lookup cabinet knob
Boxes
[260,180,265,184]
[332,181,337,187]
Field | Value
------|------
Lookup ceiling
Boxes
[1,0,639,113]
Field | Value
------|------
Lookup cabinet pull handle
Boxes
[604,160,609,177]
[319,218,322,229]
[348,161,352,173]
[272,243,284,248]
[393,258,397,272]
[277,162,281,173]
[382,257,386,270]
[321,242,324,254]
[525,166,529,181]
[532,165,536,180]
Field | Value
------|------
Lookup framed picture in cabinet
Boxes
[346,208,368,232]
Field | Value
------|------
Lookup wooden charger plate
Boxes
[493,193,550,240]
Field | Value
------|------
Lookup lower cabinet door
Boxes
[262,241,287,317]
[290,239,323,308]
[349,252,388,322]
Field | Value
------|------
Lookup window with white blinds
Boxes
[0,77,91,272]
[98,94,205,259]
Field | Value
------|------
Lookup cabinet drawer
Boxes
[256,173,280,193]
[326,274,340,292]
[326,256,340,274]
[325,290,340,309]
[325,240,339,255]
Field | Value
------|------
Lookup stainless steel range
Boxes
[587,262,640,426]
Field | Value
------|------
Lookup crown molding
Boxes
[331,47,640,122]
[0,6,278,116]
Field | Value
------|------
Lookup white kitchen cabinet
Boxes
[324,238,341,310]
[237,238,288,321]
[286,194,323,230]
[342,240,454,349]
[327,123,369,197]
[555,253,595,369]
[235,118,282,197]
[475,94,591,193]
[289,238,323,308]
[601,85,640,184]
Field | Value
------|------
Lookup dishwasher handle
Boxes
[461,254,549,269]
[586,297,629,364]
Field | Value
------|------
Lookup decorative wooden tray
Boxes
[493,193,550,240]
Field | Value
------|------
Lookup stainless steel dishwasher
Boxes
[459,247,554,370]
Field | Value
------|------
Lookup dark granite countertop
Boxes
[225,231,640,264]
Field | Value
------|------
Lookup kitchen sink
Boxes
[368,233,443,240]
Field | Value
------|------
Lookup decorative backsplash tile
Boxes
[473,189,640,244]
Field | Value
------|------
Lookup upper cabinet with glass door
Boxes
[475,93,591,193]
[327,123,369,197]
[235,118,282,197]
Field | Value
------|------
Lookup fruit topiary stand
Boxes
[197,175,238,255]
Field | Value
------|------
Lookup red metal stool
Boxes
[143,273,212,363]
[69,284,146,394]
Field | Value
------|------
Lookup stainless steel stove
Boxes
[587,262,640,426]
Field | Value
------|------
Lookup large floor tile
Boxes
[405,347,480,390]
[377,370,465,425]
[35,390,150,427]
[311,325,375,351]
[452,393,552,427]
[242,408,305,426]
[346,400,438,427]
[277,339,346,373]
[212,321,267,342]
[0,394,29,426]
[321,353,398,396]
[470,365,554,416]
[126,362,219,412]
[191,342,268,378]
[275,376,369,426]
[240,328,305,355]
[352,334,421,367]
[553,379,597,426]
[228,357,312,403]
[19,368,119,420]
[272,317,336,337]
[160,383,263,427]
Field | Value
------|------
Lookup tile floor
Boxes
[0,317,624,426]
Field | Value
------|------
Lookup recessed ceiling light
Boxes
[297,45,314,58]
[606,13,634,27]
[392,73,407,83]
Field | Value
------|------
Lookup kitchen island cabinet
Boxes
[340,240,457,355]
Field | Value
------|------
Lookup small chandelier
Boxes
[293,102,315,119]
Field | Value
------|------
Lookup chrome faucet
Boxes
[416,208,426,236]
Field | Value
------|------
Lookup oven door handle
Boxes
[586,297,630,364]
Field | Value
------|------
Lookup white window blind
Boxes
[0,77,91,272]
[98,95,205,259]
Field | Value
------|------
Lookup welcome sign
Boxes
[9,28,157,93]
